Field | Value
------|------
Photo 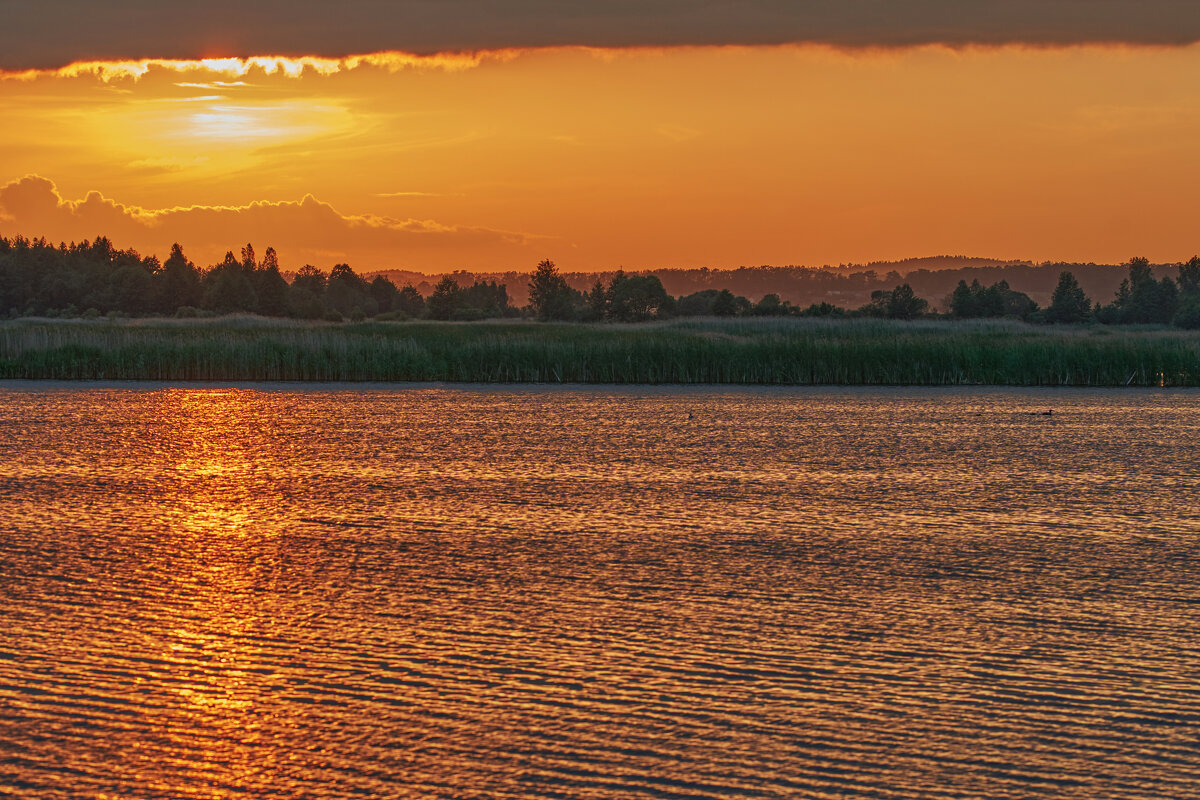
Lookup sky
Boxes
[1,1,1200,272]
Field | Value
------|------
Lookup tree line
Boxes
[1,235,1198,328]
[943,257,1200,328]
[371,258,1153,309]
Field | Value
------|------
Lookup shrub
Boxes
[1174,297,1200,330]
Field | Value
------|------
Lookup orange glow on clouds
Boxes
[2,45,1200,271]
[0,51,509,82]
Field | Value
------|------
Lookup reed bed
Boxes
[1,316,1198,385]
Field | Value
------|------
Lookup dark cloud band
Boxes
[3,0,1199,70]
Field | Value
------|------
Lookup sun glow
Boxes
[183,102,351,142]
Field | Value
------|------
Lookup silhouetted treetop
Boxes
[529,259,575,321]
[1045,271,1091,324]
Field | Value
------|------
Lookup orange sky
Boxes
[2,44,1199,272]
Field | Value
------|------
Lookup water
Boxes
[1,382,1199,799]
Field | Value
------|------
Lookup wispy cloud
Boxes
[126,156,211,173]
[375,191,440,198]
[175,81,250,89]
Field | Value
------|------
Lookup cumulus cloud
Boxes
[0,175,538,269]
[2,0,1199,70]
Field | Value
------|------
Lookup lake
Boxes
[1,383,1199,799]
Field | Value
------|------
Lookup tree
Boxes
[253,264,289,317]
[753,293,784,316]
[976,282,1007,318]
[865,284,928,320]
[585,280,607,321]
[1105,257,1177,324]
[459,280,510,318]
[712,288,738,317]
[675,288,751,317]
[528,259,575,321]
[202,253,258,313]
[677,289,718,316]
[1174,296,1200,329]
[326,263,371,316]
[1045,271,1091,323]
[370,275,400,314]
[111,264,154,314]
[231,246,288,316]
[949,278,1034,320]
[240,243,257,272]
[292,265,327,294]
[1178,256,1200,296]
[156,242,201,311]
[950,280,976,318]
[802,302,845,317]
[396,284,425,318]
[997,281,1038,319]
[427,276,462,320]
[1174,256,1200,329]
[607,272,671,321]
[288,265,327,318]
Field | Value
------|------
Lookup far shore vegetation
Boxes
[2,235,1199,329]
[2,235,1200,385]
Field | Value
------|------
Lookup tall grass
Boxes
[1,316,1198,385]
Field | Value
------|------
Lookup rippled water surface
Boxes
[2,383,1200,799]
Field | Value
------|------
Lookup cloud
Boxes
[375,191,441,198]
[0,175,539,269]
[2,1,1200,71]
[125,157,212,174]
[1,52,495,82]
[175,81,250,89]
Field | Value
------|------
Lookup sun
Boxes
[184,101,345,142]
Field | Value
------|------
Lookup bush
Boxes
[801,302,845,318]
[323,310,344,322]
[1174,297,1200,330]
[373,310,409,322]
[1094,304,1121,325]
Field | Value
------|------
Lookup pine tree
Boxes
[1046,271,1091,323]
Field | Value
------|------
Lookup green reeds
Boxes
[1,316,1198,385]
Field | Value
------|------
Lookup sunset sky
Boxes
[2,1,1199,272]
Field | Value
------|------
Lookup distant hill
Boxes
[834,255,1034,273]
